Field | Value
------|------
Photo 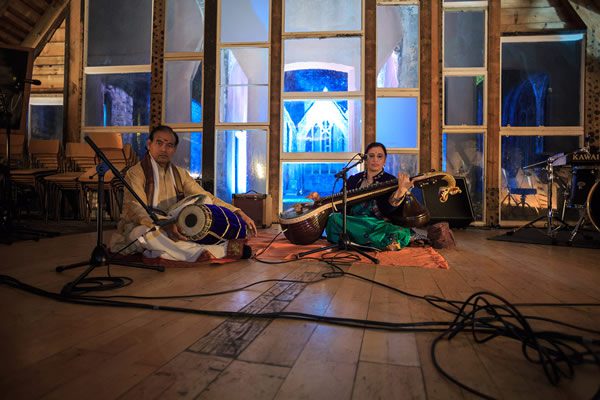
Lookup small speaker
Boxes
[413,176,474,228]
[232,193,272,228]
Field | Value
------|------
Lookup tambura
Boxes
[569,166,599,208]
[177,204,247,244]
[587,181,600,232]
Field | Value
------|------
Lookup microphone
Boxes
[12,77,42,86]
[20,78,42,86]
[359,153,368,161]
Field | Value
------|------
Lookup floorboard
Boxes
[0,227,598,399]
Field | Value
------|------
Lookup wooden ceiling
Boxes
[0,0,67,56]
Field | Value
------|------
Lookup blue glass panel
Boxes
[442,133,484,220]
[87,0,152,66]
[444,76,484,126]
[85,73,151,126]
[29,105,63,141]
[500,135,581,221]
[216,130,268,203]
[166,0,205,52]
[501,38,582,127]
[282,162,359,211]
[376,97,418,148]
[444,10,485,68]
[221,0,269,43]
[283,99,362,153]
[165,60,202,124]
[384,153,418,177]
[284,69,348,92]
[284,37,362,92]
[376,5,419,89]
[284,0,361,33]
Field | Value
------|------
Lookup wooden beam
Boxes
[486,0,501,227]
[419,0,433,171]
[268,0,282,218]
[4,10,34,36]
[0,23,26,44]
[7,3,39,26]
[149,0,165,130]
[21,0,67,58]
[557,0,587,29]
[364,0,376,147]
[0,0,11,17]
[202,0,217,193]
[64,0,83,143]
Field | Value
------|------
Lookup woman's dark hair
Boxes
[149,125,179,145]
[365,142,387,157]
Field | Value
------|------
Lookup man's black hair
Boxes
[149,125,179,145]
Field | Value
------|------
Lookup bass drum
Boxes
[587,180,600,232]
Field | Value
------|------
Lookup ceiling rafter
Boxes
[22,0,67,57]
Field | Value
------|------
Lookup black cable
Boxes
[2,247,599,399]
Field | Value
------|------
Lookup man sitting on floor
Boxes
[110,125,256,261]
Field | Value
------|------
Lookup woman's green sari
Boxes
[325,200,411,250]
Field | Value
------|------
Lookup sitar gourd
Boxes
[279,171,461,245]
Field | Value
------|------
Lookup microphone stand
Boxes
[297,156,379,264]
[509,152,572,240]
[56,136,164,296]
[0,85,58,244]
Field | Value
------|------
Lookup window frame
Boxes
[442,1,488,224]
[81,0,154,134]
[375,1,421,175]
[498,33,586,226]
[279,1,365,211]
[215,0,272,198]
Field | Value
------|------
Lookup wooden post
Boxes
[419,0,432,171]
[202,0,217,193]
[567,0,600,148]
[486,0,501,226]
[64,0,83,143]
[430,0,441,171]
[149,0,165,130]
[268,0,282,219]
[364,0,376,147]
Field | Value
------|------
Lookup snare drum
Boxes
[569,167,599,208]
[177,204,247,244]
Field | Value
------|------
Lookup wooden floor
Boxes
[0,228,598,400]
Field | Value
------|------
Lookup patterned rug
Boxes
[249,229,449,269]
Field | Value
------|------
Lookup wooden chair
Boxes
[44,143,95,221]
[10,139,60,218]
[0,133,26,168]
[79,133,127,222]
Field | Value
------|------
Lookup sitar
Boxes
[279,171,461,245]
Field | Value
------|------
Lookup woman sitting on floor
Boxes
[308,142,413,251]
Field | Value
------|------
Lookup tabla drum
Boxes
[569,166,599,208]
[177,204,247,244]
[587,181,600,232]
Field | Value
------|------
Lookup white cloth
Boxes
[126,225,229,262]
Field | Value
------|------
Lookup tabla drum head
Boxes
[177,204,210,239]
[587,181,600,232]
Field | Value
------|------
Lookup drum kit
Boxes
[511,147,600,243]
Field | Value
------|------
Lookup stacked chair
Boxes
[78,132,130,222]
[43,142,95,221]
[0,133,26,168]
[9,139,60,217]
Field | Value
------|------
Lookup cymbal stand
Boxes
[509,155,570,239]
